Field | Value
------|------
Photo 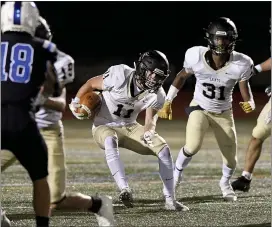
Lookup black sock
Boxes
[36,216,49,227]
[88,196,102,213]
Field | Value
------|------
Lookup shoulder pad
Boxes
[57,51,74,63]
[184,46,206,67]
[232,51,253,67]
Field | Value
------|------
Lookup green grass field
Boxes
[1,119,271,227]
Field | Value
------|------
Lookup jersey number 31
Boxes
[1,42,34,84]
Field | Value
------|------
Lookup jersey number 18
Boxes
[1,42,34,84]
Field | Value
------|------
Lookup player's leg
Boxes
[123,123,188,211]
[174,105,210,189]
[45,121,114,226]
[10,121,51,226]
[1,149,17,172]
[232,101,271,192]
[0,132,12,227]
[210,110,237,201]
[41,122,67,206]
[92,125,131,208]
[1,209,11,227]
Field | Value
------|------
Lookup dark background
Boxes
[36,1,271,91]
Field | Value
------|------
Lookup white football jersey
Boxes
[93,64,166,127]
[184,46,254,113]
[35,50,75,128]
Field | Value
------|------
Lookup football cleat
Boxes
[94,195,115,227]
[119,187,133,208]
[220,181,237,202]
[231,176,251,192]
[165,200,189,211]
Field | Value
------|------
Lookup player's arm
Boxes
[239,80,254,102]
[73,66,114,104]
[41,40,62,97]
[168,68,194,101]
[158,69,193,120]
[75,75,104,100]
[43,61,61,96]
[144,108,158,133]
[255,57,271,73]
[141,108,159,147]
[34,61,61,107]
[43,87,66,112]
[158,47,197,120]
[69,75,103,120]
[238,63,255,113]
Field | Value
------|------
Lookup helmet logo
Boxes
[216,31,227,35]
[153,68,165,76]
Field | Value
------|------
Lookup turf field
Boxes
[1,119,271,227]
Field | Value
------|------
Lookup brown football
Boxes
[76,91,102,119]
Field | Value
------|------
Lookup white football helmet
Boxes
[1,2,40,36]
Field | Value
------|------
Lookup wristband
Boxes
[166,85,179,102]
[255,64,262,73]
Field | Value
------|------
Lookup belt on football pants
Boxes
[185,105,232,116]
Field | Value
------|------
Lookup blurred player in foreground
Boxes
[232,57,271,192]
[1,16,114,227]
[1,2,60,226]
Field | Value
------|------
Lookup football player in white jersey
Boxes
[1,17,114,226]
[69,50,189,211]
[232,57,271,192]
[158,17,255,202]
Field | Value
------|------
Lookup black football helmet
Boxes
[35,16,52,41]
[134,50,170,93]
[204,17,238,55]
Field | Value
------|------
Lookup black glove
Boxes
[265,86,271,97]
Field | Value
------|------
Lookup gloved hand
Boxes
[141,130,155,147]
[68,97,88,120]
[158,101,172,120]
[239,101,255,113]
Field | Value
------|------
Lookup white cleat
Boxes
[220,182,237,202]
[119,187,133,208]
[1,210,11,227]
[165,200,189,211]
[95,196,115,227]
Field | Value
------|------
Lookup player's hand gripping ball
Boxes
[69,91,102,120]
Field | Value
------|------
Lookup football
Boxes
[76,91,102,119]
